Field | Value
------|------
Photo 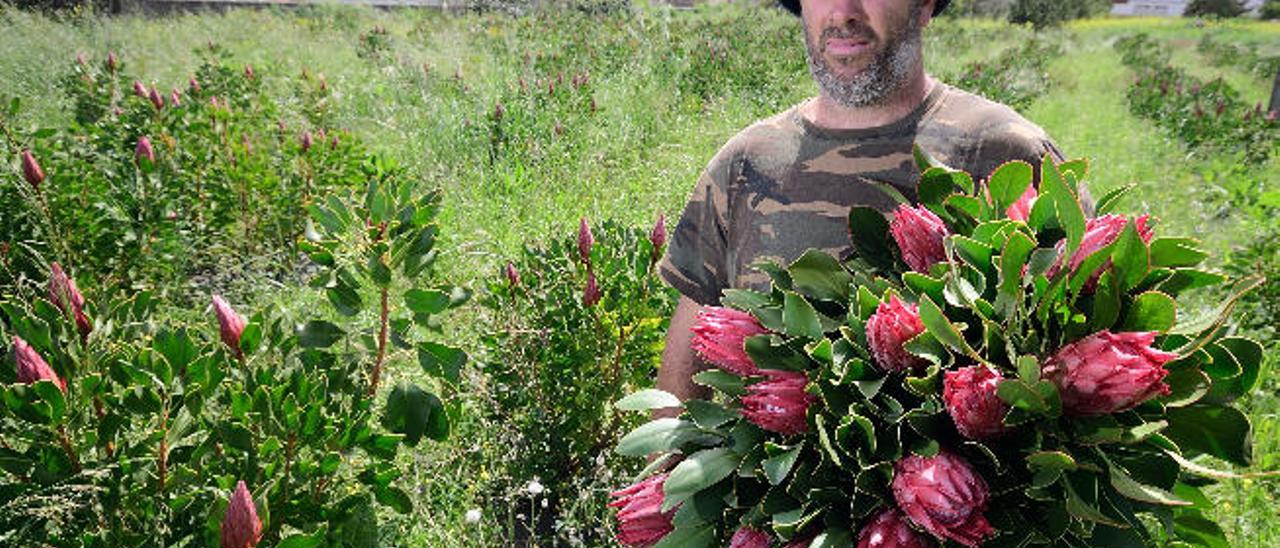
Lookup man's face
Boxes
[801,0,928,108]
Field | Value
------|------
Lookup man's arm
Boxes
[654,296,711,418]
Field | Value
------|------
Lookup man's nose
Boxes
[823,0,868,22]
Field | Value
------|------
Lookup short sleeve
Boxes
[658,146,738,306]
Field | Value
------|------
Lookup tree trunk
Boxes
[1269,65,1280,114]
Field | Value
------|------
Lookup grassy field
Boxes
[1,4,1278,546]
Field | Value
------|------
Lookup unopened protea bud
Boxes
[504,261,520,287]
[75,52,87,66]
[148,86,165,110]
[133,80,147,98]
[493,101,505,122]
[893,452,994,547]
[890,204,949,272]
[742,369,814,436]
[189,76,200,94]
[577,217,594,264]
[866,295,927,373]
[583,270,601,307]
[649,214,667,258]
[729,527,772,548]
[21,149,45,190]
[944,365,1009,440]
[1044,214,1154,288]
[170,88,182,107]
[221,480,263,548]
[330,134,339,150]
[857,508,930,548]
[609,474,675,547]
[12,335,67,393]
[300,131,313,153]
[212,295,246,358]
[590,96,597,113]
[1005,185,1037,222]
[210,96,220,109]
[691,306,768,376]
[1042,330,1176,416]
[49,262,92,339]
[243,64,254,80]
[107,51,118,72]
[135,135,155,164]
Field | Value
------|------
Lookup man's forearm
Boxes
[655,296,710,417]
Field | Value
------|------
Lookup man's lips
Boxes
[825,37,871,56]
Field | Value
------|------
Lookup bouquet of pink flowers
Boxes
[609,150,1266,547]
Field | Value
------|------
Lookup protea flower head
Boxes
[170,89,182,107]
[12,335,67,393]
[865,295,928,373]
[1005,185,1037,222]
[583,270,602,307]
[944,365,1009,440]
[221,480,263,548]
[649,214,667,258]
[890,204,949,272]
[729,527,772,548]
[212,295,246,359]
[690,306,768,376]
[243,64,254,79]
[1042,330,1176,416]
[577,217,594,263]
[741,369,814,436]
[857,508,930,548]
[1044,214,1154,287]
[75,52,87,66]
[135,135,155,164]
[300,131,313,153]
[21,149,45,190]
[48,262,92,338]
[504,261,520,287]
[132,80,147,97]
[189,76,200,94]
[892,452,994,547]
[107,51,118,72]
[329,134,339,150]
[609,474,675,547]
[493,100,505,121]
[148,86,165,110]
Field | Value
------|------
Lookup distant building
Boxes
[1110,0,1265,16]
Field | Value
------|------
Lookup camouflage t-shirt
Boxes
[660,82,1069,306]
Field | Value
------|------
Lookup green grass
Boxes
[1,5,1278,545]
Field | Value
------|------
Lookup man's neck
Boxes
[801,73,936,131]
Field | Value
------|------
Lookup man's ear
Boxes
[919,0,936,27]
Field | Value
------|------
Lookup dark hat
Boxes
[779,0,950,17]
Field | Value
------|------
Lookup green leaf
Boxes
[809,528,855,548]
[653,523,715,548]
[685,400,738,430]
[916,296,976,359]
[692,370,746,397]
[326,280,362,317]
[988,160,1033,212]
[617,419,703,457]
[297,320,344,348]
[239,316,264,356]
[417,342,466,384]
[1017,355,1040,383]
[1164,405,1251,467]
[374,485,413,514]
[1043,159,1086,257]
[1160,368,1211,408]
[848,207,894,271]
[1107,459,1189,506]
[405,289,450,316]
[788,250,853,302]
[615,389,682,411]
[31,381,65,423]
[1118,291,1177,333]
[382,382,447,446]
[369,256,392,287]
[278,528,327,548]
[782,292,824,340]
[763,442,802,485]
[1094,183,1136,216]
[1109,222,1150,291]
[663,447,741,511]
[1149,238,1209,268]
[995,231,1036,317]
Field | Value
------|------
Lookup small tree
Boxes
[1261,0,1280,20]
[1184,0,1247,18]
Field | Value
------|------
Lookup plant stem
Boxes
[369,285,390,396]
[57,424,81,474]
[157,406,168,493]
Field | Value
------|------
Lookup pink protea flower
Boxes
[300,131,313,153]
[243,64,255,80]
[189,76,200,94]
[1044,214,1154,286]
[577,217,594,264]
[893,452,994,547]
[865,295,928,373]
[690,306,768,376]
[1041,330,1177,416]
[21,149,45,190]
[135,135,155,164]
[12,336,67,393]
[221,480,263,548]
[504,261,520,287]
[609,474,675,547]
[75,52,87,66]
[944,365,1009,440]
[741,369,814,436]
[48,262,92,338]
[132,80,147,98]
[107,52,118,72]
[170,88,182,107]
[1005,185,1037,222]
[329,134,339,150]
[729,526,772,548]
[857,508,930,548]
[212,295,246,359]
[147,86,165,110]
[583,270,602,307]
[649,214,667,258]
[493,100,505,121]
[890,204,949,272]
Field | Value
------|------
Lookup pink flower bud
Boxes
[75,52,87,66]
[300,131,313,153]
[1044,214,1154,288]
[944,365,1009,440]
[241,134,252,155]
[148,86,165,110]
[729,527,772,548]
[212,295,246,359]
[220,480,262,548]
[12,336,67,393]
[135,135,155,164]
[189,76,200,94]
[742,369,814,436]
[493,101,505,121]
[890,204,949,272]
[243,64,254,80]
[857,508,930,548]
[1042,330,1176,416]
[504,261,520,287]
[1268,110,1279,122]
[210,96,220,109]
[1005,185,1037,222]
[609,474,675,547]
[577,217,594,263]
[865,295,927,373]
[691,306,768,376]
[133,80,147,98]
[583,270,601,307]
[330,134,339,150]
[893,452,994,547]
[21,149,45,190]
[48,262,91,339]
[107,52,118,72]
[649,214,667,256]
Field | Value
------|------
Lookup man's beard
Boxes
[804,7,924,109]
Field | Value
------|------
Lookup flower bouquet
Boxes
[609,150,1267,547]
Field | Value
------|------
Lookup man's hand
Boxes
[654,295,711,419]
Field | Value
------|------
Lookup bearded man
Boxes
[656,0,1088,403]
